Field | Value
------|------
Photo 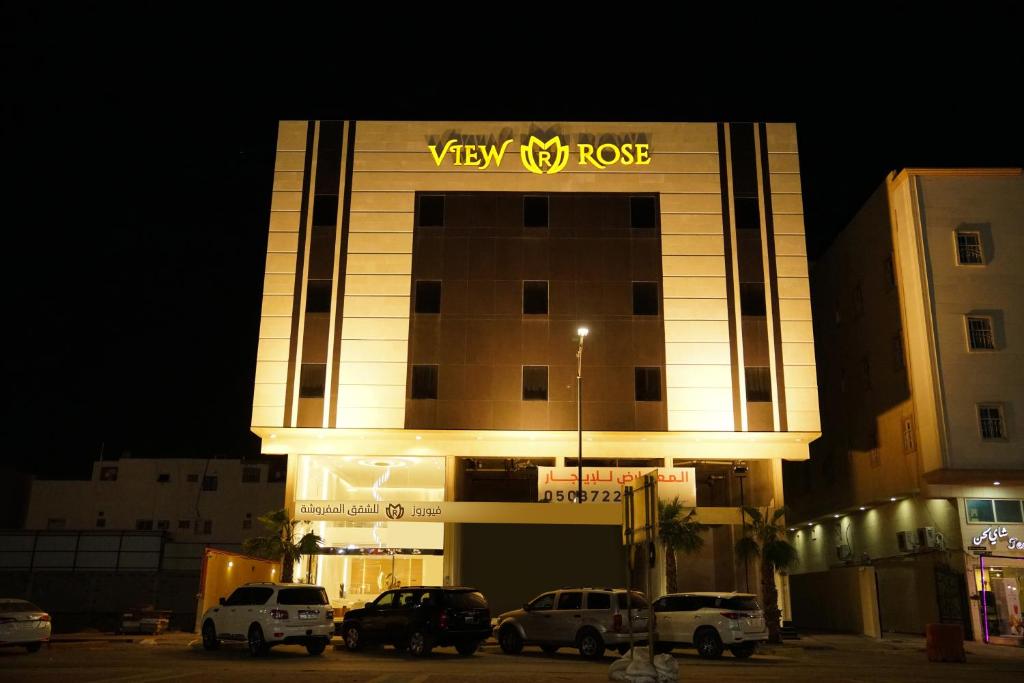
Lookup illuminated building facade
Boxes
[251,121,820,612]
[785,169,1024,643]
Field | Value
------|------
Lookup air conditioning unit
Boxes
[836,544,853,561]
[896,530,916,552]
[916,527,939,549]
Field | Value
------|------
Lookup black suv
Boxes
[339,586,490,657]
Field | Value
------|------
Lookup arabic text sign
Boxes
[537,467,695,506]
[972,526,1024,552]
[293,500,622,525]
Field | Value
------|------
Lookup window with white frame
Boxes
[956,230,984,265]
[966,316,995,350]
[977,404,1006,440]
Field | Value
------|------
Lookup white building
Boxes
[25,458,285,547]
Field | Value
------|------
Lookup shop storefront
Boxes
[961,497,1024,644]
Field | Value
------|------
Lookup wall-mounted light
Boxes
[228,561,234,569]
[890,497,897,502]
[859,506,866,511]
[993,481,1001,486]
[833,514,840,519]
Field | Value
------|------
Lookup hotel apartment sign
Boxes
[427,129,651,174]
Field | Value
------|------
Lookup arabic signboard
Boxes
[538,467,695,506]
[293,500,623,525]
[971,526,1024,552]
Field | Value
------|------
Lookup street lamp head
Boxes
[577,326,589,338]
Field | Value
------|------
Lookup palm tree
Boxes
[658,497,705,594]
[243,509,322,583]
[734,506,798,644]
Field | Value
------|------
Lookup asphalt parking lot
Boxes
[2,633,1023,682]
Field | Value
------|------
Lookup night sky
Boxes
[3,10,1022,478]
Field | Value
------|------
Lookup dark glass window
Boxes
[278,587,329,605]
[630,196,657,229]
[299,363,326,398]
[312,194,339,227]
[411,365,438,399]
[557,592,583,610]
[95,518,106,528]
[306,280,333,313]
[740,282,766,316]
[187,474,199,483]
[967,317,995,350]
[978,405,1006,440]
[445,591,488,609]
[966,499,995,523]
[734,196,760,231]
[418,195,445,227]
[156,520,170,530]
[586,592,611,610]
[201,520,213,535]
[616,592,648,609]
[633,282,658,315]
[202,476,218,492]
[745,367,772,402]
[635,367,662,401]
[956,231,984,265]
[523,281,548,315]
[156,473,170,483]
[242,467,261,483]
[178,520,190,529]
[415,281,442,314]
[523,366,548,401]
[530,593,555,610]
[523,195,549,228]
[136,519,154,531]
[721,596,761,611]
[994,499,1024,524]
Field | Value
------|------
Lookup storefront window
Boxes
[975,564,1024,640]
[296,455,445,612]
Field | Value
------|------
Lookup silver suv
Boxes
[495,588,654,659]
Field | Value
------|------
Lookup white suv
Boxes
[201,583,334,656]
[652,592,767,659]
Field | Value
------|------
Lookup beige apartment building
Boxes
[251,121,821,613]
[25,457,285,546]
[785,169,1024,644]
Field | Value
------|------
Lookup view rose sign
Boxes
[427,130,651,174]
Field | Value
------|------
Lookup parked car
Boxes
[200,583,334,656]
[0,599,51,653]
[652,592,767,658]
[495,588,654,660]
[339,586,490,657]
[119,607,171,635]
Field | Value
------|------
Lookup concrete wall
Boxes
[0,571,199,632]
[790,565,880,635]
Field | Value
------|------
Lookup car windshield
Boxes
[721,596,760,611]
[445,591,488,609]
[277,587,329,605]
[0,601,41,612]
[617,592,648,609]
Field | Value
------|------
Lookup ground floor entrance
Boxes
[970,556,1024,643]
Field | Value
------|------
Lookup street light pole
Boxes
[576,327,589,504]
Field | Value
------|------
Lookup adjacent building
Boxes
[252,121,821,613]
[785,169,1024,644]
[25,457,286,546]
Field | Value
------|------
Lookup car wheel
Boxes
[408,629,432,657]
[201,620,219,651]
[344,623,363,651]
[695,628,724,659]
[730,643,756,659]
[498,625,524,654]
[455,640,479,656]
[540,644,559,655]
[306,639,327,656]
[24,642,42,653]
[577,628,605,660]
[247,624,269,657]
